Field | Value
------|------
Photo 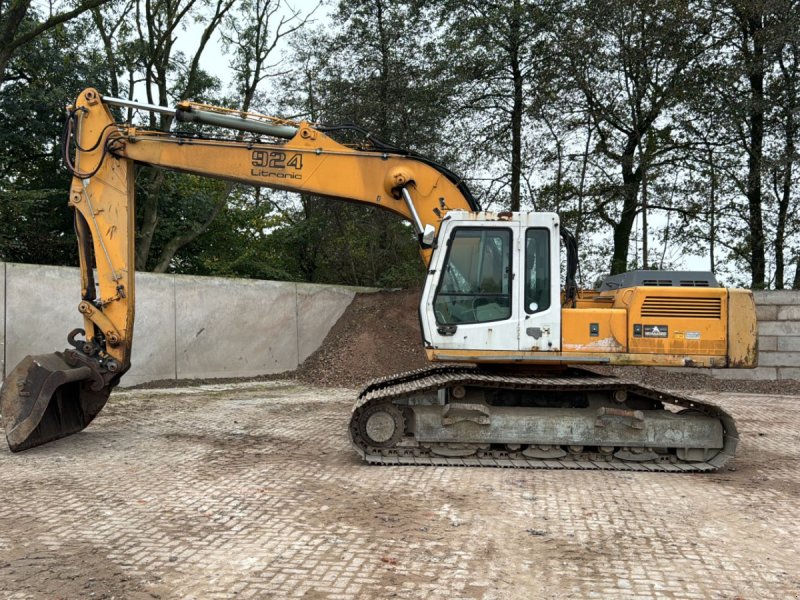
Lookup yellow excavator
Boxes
[0,88,757,470]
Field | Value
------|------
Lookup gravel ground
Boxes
[1,380,798,599]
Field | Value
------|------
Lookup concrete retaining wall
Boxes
[0,262,364,386]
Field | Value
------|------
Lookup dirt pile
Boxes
[296,288,429,387]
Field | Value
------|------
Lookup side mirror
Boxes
[421,224,436,247]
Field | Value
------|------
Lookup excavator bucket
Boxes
[1,353,112,452]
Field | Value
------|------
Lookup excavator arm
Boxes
[0,88,477,451]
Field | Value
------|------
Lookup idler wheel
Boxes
[358,403,405,448]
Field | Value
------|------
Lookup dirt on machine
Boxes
[1,89,757,470]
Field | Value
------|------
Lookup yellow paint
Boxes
[561,308,627,352]
[727,289,758,367]
[68,90,135,365]
[67,88,475,372]
[430,285,755,369]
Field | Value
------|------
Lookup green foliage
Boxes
[167,191,425,287]
[0,12,108,265]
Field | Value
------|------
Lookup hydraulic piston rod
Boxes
[101,96,177,117]
[175,105,298,139]
[101,96,298,139]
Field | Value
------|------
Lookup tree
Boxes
[146,0,316,273]
[727,1,770,288]
[0,8,109,265]
[435,0,552,211]
[130,0,236,270]
[260,0,453,287]
[0,0,112,84]
[559,0,718,275]
[693,0,800,288]
[767,1,800,288]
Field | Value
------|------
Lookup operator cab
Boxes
[420,211,561,355]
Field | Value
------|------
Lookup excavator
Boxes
[0,88,757,471]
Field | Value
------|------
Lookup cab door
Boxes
[422,220,520,351]
[518,213,562,351]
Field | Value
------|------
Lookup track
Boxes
[349,366,738,472]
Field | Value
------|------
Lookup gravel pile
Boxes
[296,289,428,387]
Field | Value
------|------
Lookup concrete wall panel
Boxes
[777,367,800,380]
[175,275,299,380]
[10,262,800,384]
[758,335,778,351]
[758,320,800,336]
[777,306,800,321]
[756,304,778,321]
[777,336,800,352]
[4,263,81,374]
[296,283,357,363]
[0,264,361,385]
[759,351,800,367]
[123,272,176,386]
[753,290,800,305]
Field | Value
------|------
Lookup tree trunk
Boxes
[640,140,648,269]
[740,7,767,289]
[775,46,797,289]
[774,166,789,289]
[152,184,232,273]
[746,87,766,289]
[135,169,165,269]
[509,0,523,212]
[793,255,800,290]
[575,117,592,249]
[610,137,641,275]
[708,145,716,273]
[375,0,390,137]
[91,7,120,97]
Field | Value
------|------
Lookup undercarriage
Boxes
[349,366,738,472]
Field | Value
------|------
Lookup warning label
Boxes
[643,325,668,338]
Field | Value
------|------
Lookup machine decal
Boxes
[686,331,701,340]
[643,325,668,338]
[250,150,303,179]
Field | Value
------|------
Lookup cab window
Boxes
[434,228,512,325]
[525,228,550,314]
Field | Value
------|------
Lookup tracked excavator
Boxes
[0,88,757,471]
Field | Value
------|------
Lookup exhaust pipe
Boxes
[1,351,113,452]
